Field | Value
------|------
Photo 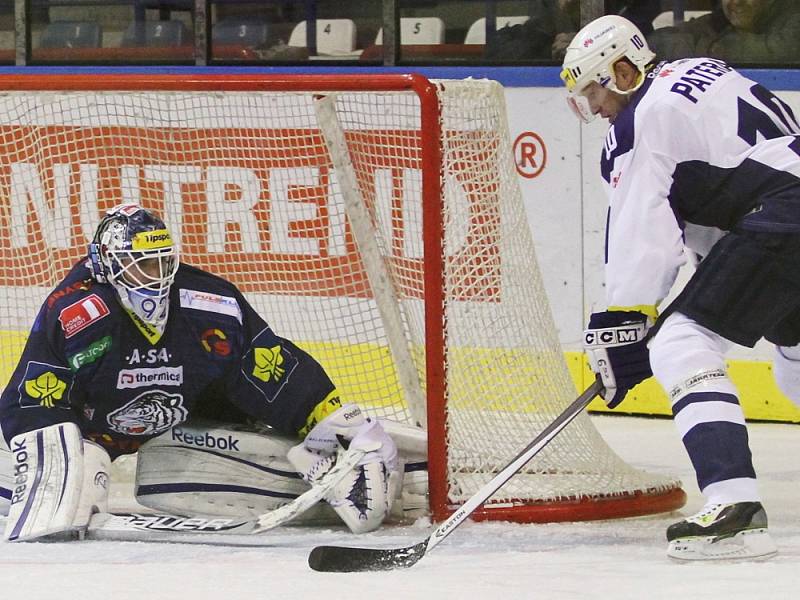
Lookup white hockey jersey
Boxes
[600,57,800,314]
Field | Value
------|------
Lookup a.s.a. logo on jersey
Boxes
[106,390,188,436]
[200,328,231,356]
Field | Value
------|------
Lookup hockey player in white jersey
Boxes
[561,15,800,560]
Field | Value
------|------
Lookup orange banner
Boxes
[0,126,499,299]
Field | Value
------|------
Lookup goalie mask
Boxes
[560,15,655,123]
[89,204,178,329]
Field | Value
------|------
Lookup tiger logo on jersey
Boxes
[106,390,187,436]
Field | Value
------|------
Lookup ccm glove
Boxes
[584,310,653,408]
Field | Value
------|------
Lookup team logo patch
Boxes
[67,335,113,371]
[19,362,73,409]
[107,390,187,436]
[58,294,110,338]
[252,346,287,383]
[242,328,299,403]
[201,328,231,356]
[179,289,242,323]
[116,366,184,389]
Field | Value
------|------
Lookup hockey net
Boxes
[0,73,684,522]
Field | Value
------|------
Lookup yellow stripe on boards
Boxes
[566,351,800,423]
[3,328,798,424]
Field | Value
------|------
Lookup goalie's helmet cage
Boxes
[560,15,655,122]
[89,204,178,327]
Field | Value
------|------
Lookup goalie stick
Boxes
[80,444,370,544]
[307,377,605,572]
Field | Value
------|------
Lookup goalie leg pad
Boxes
[0,428,12,516]
[136,420,427,525]
[135,422,322,519]
[4,423,110,541]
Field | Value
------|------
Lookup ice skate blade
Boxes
[667,528,777,562]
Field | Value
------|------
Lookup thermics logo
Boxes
[117,366,183,389]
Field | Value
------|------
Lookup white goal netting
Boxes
[0,74,683,521]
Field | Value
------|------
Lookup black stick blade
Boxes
[308,540,429,572]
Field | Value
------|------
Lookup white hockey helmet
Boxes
[89,204,178,327]
[560,15,655,122]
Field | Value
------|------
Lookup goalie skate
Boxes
[666,502,777,561]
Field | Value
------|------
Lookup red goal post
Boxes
[0,73,685,523]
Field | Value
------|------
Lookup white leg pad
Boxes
[0,428,12,516]
[135,422,320,519]
[135,420,429,524]
[4,423,110,541]
[73,440,111,529]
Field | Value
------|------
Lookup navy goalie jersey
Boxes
[0,259,335,457]
[600,57,800,314]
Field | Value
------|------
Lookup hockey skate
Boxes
[666,502,777,561]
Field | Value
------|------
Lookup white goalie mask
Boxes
[560,15,655,123]
[89,204,178,329]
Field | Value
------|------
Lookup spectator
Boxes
[648,0,800,64]
[486,0,567,61]
[553,1,661,60]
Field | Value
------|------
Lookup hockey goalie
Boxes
[0,203,423,541]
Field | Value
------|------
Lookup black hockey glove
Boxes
[583,310,653,408]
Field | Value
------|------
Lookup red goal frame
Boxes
[0,73,685,523]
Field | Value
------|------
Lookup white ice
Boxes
[1,415,797,600]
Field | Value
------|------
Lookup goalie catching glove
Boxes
[288,403,400,534]
[584,310,653,408]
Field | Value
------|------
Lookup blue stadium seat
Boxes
[40,21,102,49]
[122,20,189,47]
[212,19,270,47]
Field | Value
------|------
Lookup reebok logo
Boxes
[343,407,361,421]
[171,427,241,451]
[11,438,29,505]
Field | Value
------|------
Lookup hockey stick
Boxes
[82,445,369,544]
[307,377,605,572]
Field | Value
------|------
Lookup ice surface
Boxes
[1,415,797,599]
